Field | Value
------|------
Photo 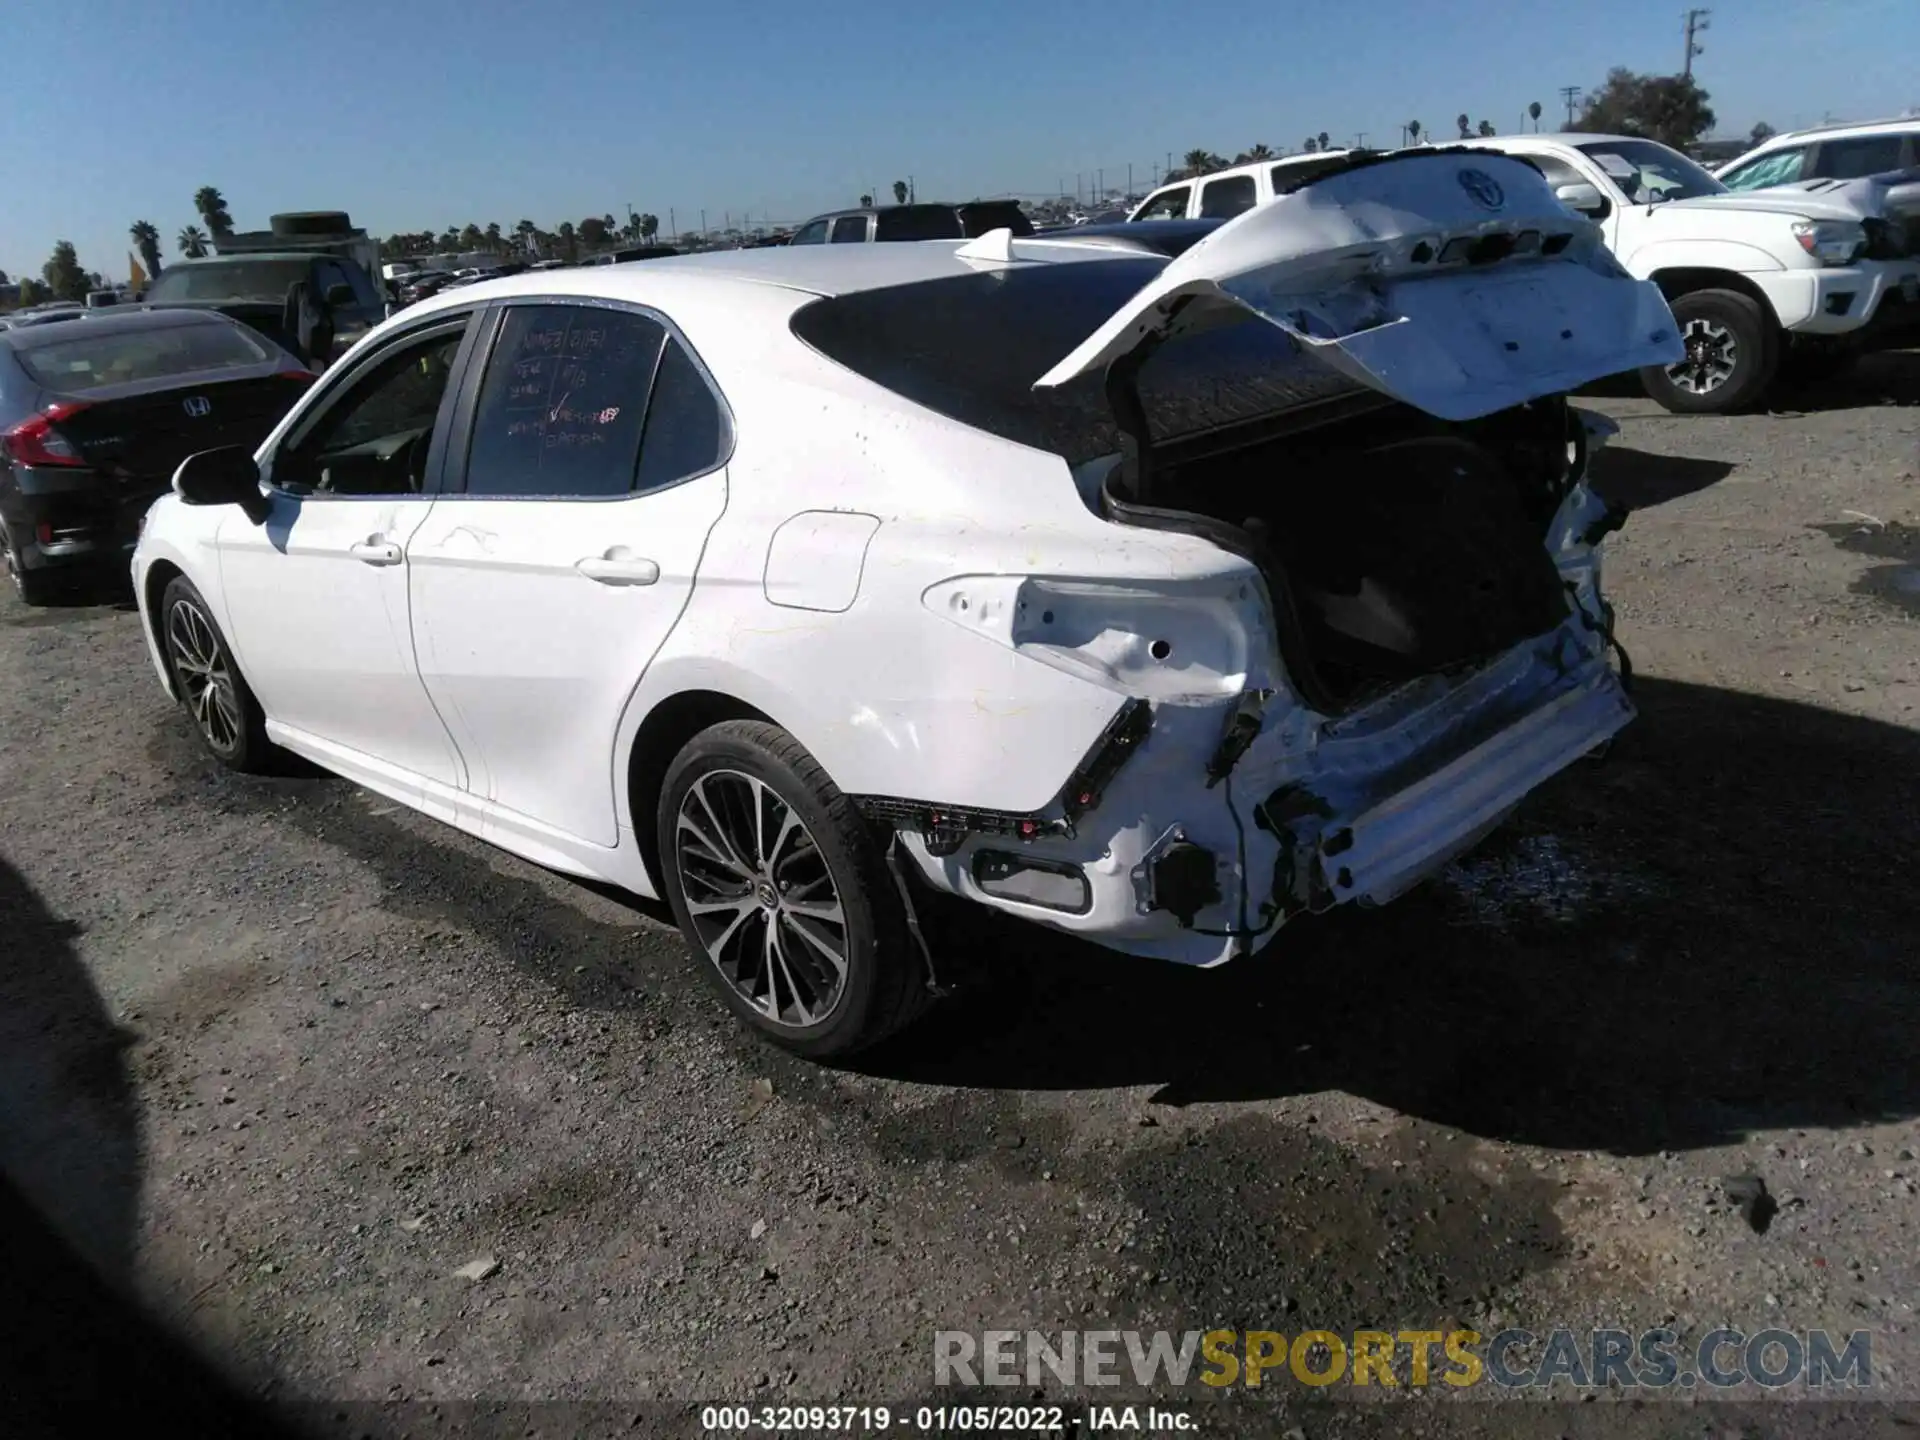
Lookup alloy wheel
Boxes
[1668,317,1739,395]
[674,769,848,1028]
[166,598,243,753]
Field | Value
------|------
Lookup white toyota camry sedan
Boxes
[134,150,1680,1057]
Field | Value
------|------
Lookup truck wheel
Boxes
[1639,289,1779,415]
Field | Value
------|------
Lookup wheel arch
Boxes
[624,688,777,894]
[141,557,187,699]
[1646,266,1778,318]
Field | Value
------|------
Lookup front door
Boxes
[215,313,479,801]
[406,301,731,849]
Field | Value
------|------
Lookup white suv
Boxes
[1128,151,1358,223]
[1716,118,1919,194]
[1457,132,1920,412]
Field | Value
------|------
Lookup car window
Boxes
[1721,147,1809,190]
[1198,174,1257,219]
[1134,187,1190,220]
[278,324,466,495]
[874,207,966,241]
[15,319,271,392]
[830,216,869,243]
[954,203,1034,238]
[462,304,668,498]
[790,220,829,245]
[1817,135,1908,180]
[146,259,313,303]
[1521,151,1589,191]
[1575,139,1726,202]
[633,337,728,491]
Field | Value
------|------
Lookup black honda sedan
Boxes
[0,307,313,604]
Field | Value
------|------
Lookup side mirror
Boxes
[1554,181,1611,218]
[173,446,270,525]
[323,282,356,308]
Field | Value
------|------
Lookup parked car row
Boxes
[117,147,1664,1058]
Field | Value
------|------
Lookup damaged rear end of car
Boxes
[809,150,1682,964]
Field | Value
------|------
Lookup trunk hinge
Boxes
[1102,308,1181,506]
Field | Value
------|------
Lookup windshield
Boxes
[16,320,271,392]
[147,259,312,304]
[1576,139,1727,203]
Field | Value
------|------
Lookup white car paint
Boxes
[135,152,1659,996]
[1451,133,1920,342]
[1127,151,1358,223]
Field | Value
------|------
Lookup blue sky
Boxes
[5,0,1916,283]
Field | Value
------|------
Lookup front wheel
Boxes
[657,719,931,1059]
[1638,288,1780,415]
[159,576,277,772]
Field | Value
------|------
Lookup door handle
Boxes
[576,554,660,586]
[348,538,403,566]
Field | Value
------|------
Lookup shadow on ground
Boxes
[859,676,1920,1158]
[0,855,309,1438]
[1813,517,1920,620]
[1771,347,1920,412]
[1588,444,1735,509]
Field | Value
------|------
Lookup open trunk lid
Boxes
[1033,149,1682,422]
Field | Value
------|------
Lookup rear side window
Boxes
[874,207,964,241]
[1199,175,1257,218]
[791,263,1360,466]
[465,305,666,497]
[15,321,272,392]
[955,203,1034,238]
[790,220,828,244]
[1134,187,1189,220]
[462,304,726,498]
[146,260,312,303]
[1721,147,1808,190]
[830,216,869,243]
[1817,135,1907,179]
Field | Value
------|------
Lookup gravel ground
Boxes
[2,355,1917,1440]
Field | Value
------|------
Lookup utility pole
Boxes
[1354,132,1368,150]
[1127,162,1132,195]
[1560,85,1581,126]
[1683,7,1709,79]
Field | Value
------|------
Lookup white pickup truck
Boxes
[1453,133,1920,412]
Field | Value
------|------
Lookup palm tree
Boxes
[859,193,873,207]
[1244,143,1275,161]
[1302,137,1318,153]
[1528,100,1544,132]
[1456,113,1472,140]
[129,220,163,278]
[192,186,233,237]
[1477,119,1496,137]
[639,213,659,243]
[557,221,577,260]
[1407,119,1423,145]
[459,223,484,251]
[176,224,208,258]
[1182,148,1215,179]
[892,180,908,204]
[484,222,502,251]
[1316,132,1330,151]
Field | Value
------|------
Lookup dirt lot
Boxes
[2,356,1918,1440]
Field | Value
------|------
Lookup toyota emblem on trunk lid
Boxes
[182,396,211,418]
[1457,169,1506,210]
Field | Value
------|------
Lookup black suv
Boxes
[787,201,1035,245]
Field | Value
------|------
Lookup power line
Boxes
[1560,85,1582,127]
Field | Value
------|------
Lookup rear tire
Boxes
[159,576,277,773]
[657,720,931,1059]
[1639,289,1779,415]
[1,523,58,607]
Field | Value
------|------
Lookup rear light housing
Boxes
[278,369,318,385]
[2,401,91,468]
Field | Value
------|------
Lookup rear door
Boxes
[405,300,731,850]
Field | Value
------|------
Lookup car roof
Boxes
[404,236,1156,314]
[0,304,239,349]
[1147,151,1358,193]
[1766,116,1920,143]
[163,252,321,266]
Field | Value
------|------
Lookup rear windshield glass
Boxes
[16,321,271,392]
[790,262,1362,465]
[957,202,1037,237]
[147,259,312,303]
[873,207,964,241]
